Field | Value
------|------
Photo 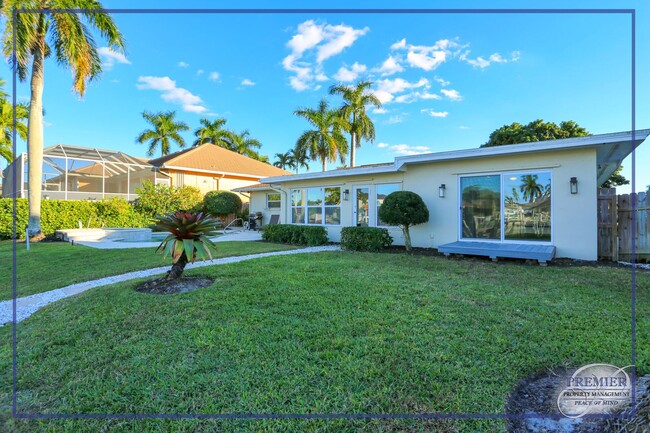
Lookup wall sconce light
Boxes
[44,195,50,200]
[570,177,578,194]
[438,184,446,198]
[343,189,350,201]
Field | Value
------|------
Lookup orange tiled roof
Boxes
[148,144,291,178]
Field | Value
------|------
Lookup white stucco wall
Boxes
[247,189,282,226]
[252,148,598,260]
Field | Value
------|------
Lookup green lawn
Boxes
[1,252,648,432]
[0,241,298,300]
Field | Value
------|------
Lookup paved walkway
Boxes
[0,245,340,325]
[77,230,263,249]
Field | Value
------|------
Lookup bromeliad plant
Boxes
[153,211,221,280]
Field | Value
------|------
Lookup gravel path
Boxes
[1,245,340,325]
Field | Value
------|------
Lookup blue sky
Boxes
[2,0,649,193]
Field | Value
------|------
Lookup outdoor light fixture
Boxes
[570,177,578,194]
[343,189,350,201]
[439,184,446,198]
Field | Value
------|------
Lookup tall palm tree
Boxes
[520,174,543,203]
[273,151,295,170]
[193,117,234,148]
[229,129,262,158]
[329,80,382,168]
[136,111,189,157]
[1,1,125,238]
[289,147,310,174]
[294,99,348,172]
[0,80,29,163]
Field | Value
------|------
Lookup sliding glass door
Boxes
[460,171,552,243]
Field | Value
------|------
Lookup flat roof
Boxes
[260,129,650,186]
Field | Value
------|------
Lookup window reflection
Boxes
[504,173,551,241]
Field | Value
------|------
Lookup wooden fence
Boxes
[598,188,650,261]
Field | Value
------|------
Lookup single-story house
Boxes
[235,129,649,261]
[2,143,290,201]
[148,143,291,200]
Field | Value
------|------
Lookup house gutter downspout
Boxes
[268,184,288,224]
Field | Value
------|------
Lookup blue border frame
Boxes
[11,7,637,422]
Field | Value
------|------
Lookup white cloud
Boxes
[241,78,256,86]
[394,91,441,104]
[385,114,406,124]
[377,142,389,148]
[434,76,450,86]
[283,20,369,91]
[374,55,404,76]
[441,88,462,101]
[385,143,431,156]
[178,61,189,68]
[136,76,208,113]
[461,50,520,69]
[421,109,449,118]
[208,72,220,81]
[98,47,130,70]
[333,62,367,82]
[459,125,470,129]
[374,77,439,104]
[197,69,204,75]
[392,38,462,71]
[372,107,389,114]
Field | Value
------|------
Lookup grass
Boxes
[0,240,298,300]
[1,252,648,432]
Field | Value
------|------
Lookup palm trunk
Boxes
[350,133,357,168]
[167,251,188,280]
[322,159,326,172]
[27,40,45,239]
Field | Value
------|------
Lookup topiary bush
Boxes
[377,190,429,252]
[0,198,151,239]
[261,224,328,246]
[340,226,393,252]
[203,191,243,217]
[134,181,203,217]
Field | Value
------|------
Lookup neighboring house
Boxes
[238,130,649,261]
[148,143,291,200]
[2,143,290,201]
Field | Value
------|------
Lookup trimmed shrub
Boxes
[377,191,429,252]
[134,181,203,217]
[261,224,328,246]
[203,191,243,217]
[340,226,393,252]
[0,198,150,239]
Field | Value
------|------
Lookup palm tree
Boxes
[329,80,382,168]
[1,1,125,238]
[193,117,234,148]
[0,80,29,163]
[136,111,190,157]
[289,147,310,174]
[229,129,262,158]
[520,174,543,203]
[294,99,348,172]
[273,151,295,170]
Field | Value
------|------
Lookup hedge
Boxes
[340,226,393,252]
[0,198,151,239]
[261,224,328,246]
[133,181,204,217]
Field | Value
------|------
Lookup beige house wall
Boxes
[251,148,598,260]
[169,170,260,203]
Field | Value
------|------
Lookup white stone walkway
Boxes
[0,245,340,325]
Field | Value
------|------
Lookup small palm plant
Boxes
[153,212,221,280]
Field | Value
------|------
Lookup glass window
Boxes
[324,187,340,205]
[504,172,551,241]
[307,207,323,224]
[291,189,304,207]
[307,188,323,205]
[325,207,341,225]
[291,187,341,225]
[267,193,281,209]
[355,187,370,227]
[461,175,501,240]
[292,207,305,224]
[376,183,400,226]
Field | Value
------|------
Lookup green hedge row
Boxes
[261,224,328,246]
[340,226,393,252]
[0,198,151,239]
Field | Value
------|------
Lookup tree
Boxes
[193,117,234,148]
[377,191,429,253]
[203,190,243,217]
[294,99,348,171]
[2,1,126,238]
[329,80,382,168]
[228,129,262,158]
[136,111,189,157]
[0,79,29,163]
[481,119,629,187]
[273,151,295,171]
[289,147,310,174]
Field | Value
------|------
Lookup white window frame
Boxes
[266,192,281,209]
[290,187,342,226]
[458,170,553,244]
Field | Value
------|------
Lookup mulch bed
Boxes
[134,276,214,295]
